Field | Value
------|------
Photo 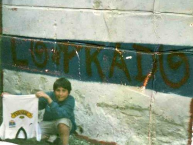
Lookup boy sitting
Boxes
[36,77,76,145]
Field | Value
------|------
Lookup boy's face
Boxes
[54,87,69,102]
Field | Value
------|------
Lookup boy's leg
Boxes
[54,118,72,145]
[57,123,70,145]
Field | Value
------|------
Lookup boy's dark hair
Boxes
[53,78,72,94]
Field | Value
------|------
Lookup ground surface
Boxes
[4,135,100,145]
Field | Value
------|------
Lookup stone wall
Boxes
[1,1,193,145]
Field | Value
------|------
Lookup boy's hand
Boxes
[36,91,53,104]
[36,91,49,99]
[1,92,10,97]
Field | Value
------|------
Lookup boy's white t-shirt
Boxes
[0,95,41,141]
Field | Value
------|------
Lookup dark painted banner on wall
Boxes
[1,36,193,97]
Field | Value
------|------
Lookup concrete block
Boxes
[2,6,155,43]
[2,36,193,97]
[154,0,193,14]
[1,36,156,89]
[151,92,191,145]
[155,14,193,46]
[3,6,193,46]
[3,0,154,11]
[154,49,193,97]
[151,50,193,144]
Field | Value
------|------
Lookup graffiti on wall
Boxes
[1,36,193,97]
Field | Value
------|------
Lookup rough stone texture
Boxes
[151,92,191,145]
[3,69,192,145]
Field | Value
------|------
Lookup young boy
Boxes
[36,77,76,145]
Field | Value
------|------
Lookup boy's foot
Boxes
[46,135,57,144]
[45,135,64,145]
[53,137,62,145]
